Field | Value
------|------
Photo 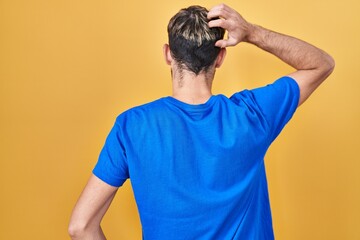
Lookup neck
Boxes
[171,69,214,104]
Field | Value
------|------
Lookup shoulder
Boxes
[114,98,167,125]
[230,76,299,106]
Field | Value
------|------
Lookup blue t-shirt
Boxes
[93,76,300,239]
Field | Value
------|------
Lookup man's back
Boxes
[69,4,333,239]
[93,77,299,239]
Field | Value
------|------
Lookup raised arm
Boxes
[208,4,335,106]
[68,174,118,240]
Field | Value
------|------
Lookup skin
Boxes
[68,4,334,239]
[206,4,335,106]
[68,175,117,240]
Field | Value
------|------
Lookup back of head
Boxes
[167,6,225,75]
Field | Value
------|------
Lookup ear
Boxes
[215,48,227,68]
[163,44,173,65]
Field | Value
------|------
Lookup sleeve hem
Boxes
[283,75,301,107]
[92,168,126,188]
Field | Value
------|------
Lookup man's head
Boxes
[165,5,225,75]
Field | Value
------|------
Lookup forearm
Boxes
[208,3,335,105]
[246,24,334,75]
[69,175,118,240]
[69,196,110,240]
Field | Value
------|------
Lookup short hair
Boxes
[167,5,225,75]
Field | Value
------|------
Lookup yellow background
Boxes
[0,0,359,239]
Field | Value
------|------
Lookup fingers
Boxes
[207,3,232,20]
[208,18,229,29]
[215,39,238,48]
[208,4,245,48]
[207,4,239,31]
[215,40,227,48]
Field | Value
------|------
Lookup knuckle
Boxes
[219,3,227,9]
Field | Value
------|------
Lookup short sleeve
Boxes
[93,119,129,187]
[231,76,300,142]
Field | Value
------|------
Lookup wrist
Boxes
[244,24,266,46]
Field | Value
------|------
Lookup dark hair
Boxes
[167,6,225,75]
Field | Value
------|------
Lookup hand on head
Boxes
[207,4,253,48]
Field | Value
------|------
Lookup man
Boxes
[69,4,334,240]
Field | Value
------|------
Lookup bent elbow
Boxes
[327,55,335,73]
[68,224,80,239]
[324,54,335,77]
[68,221,87,239]
[318,54,335,81]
